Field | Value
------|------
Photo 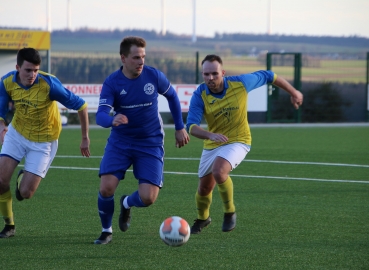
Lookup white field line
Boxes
[56,155,369,168]
[47,166,369,184]
[46,155,369,184]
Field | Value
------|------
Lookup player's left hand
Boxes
[175,128,190,148]
[80,137,91,157]
[291,90,303,109]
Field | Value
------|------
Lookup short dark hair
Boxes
[201,54,223,65]
[17,48,41,67]
[119,36,146,56]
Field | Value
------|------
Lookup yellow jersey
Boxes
[0,70,87,142]
[186,70,276,149]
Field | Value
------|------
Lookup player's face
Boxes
[202,60,225,93]
[16,61,39,86]
[121,45,145,79]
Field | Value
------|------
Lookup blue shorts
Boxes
[99,138,164,188]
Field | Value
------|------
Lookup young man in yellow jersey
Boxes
[0,48,91,238]
[186,54,303,234]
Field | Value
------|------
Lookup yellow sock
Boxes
[217,176,236,213]
[195,191,212,220]
[0,190,14,225]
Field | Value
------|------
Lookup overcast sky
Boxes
[1,0,368,38]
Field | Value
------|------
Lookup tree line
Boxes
[51,56,198,84]
[50,28,369,48]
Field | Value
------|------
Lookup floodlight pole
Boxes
[161,0,166,36]
[366,52,369,122]
[192,0,196,43]
[68,0,72,30]
[47,0,51,73]
[267,0,272,35]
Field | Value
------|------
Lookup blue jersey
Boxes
[186,70,276,149]
[96,65,184,146]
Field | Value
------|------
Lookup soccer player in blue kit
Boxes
[186,54,303,234]
[94,36,190,244]
[0,48,90,238]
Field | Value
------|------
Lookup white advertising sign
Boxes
[58,84,102,113]
[58,84,267,113]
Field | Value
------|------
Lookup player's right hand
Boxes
[175,128,190,148]
[209,133,228,143]
[291,90,303,109]
[0,126,8,145]
[112,114,129,126]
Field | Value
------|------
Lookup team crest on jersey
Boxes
[144,83,155,95]
[223,111,231,122]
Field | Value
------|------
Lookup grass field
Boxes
[221,56,367,84]
[50,35,368,84]
[1,126,368,269]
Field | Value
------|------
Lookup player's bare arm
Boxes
[272,76,303,109]
[78,107,91,157]
[80,138,90,157]
[290,91,303,109]
[175,128,190,148]
[0,120,7,145]
[112,113,128,126]
[190,125,228,143]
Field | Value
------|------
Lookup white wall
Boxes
[0,51,17,77]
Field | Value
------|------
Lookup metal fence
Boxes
[49,51,368,123]
[50,51,367,84]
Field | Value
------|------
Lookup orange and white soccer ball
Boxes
[159,216,190,247]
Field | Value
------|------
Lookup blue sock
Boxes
[127,190,147,208]
[97,192,114,230]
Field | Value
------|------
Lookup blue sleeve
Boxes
[155,69,184,130]
[96,105,114,128]
[186,88,204,132]
[156,70,171,95]
[96,77,116,128]
[97,77,116,109]
[0,80,10,121]
[46,75,86,110]
[229,70,275,93]
[162,85,184,130]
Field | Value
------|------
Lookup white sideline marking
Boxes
[47,166,369,184]
[242,159,369,168]
[56,155,369,168]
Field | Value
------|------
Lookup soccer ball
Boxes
[159,216,190,247]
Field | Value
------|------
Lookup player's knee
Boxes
[212,170,228,183]
[20,189,34,199]
[99,188,114,197]
[0,179,10,194]
[99,182,116,197]
[198,186,212,196]
[140,195,156,206]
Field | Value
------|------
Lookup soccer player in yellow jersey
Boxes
[186,54,303,234]
[0,47,91,238]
